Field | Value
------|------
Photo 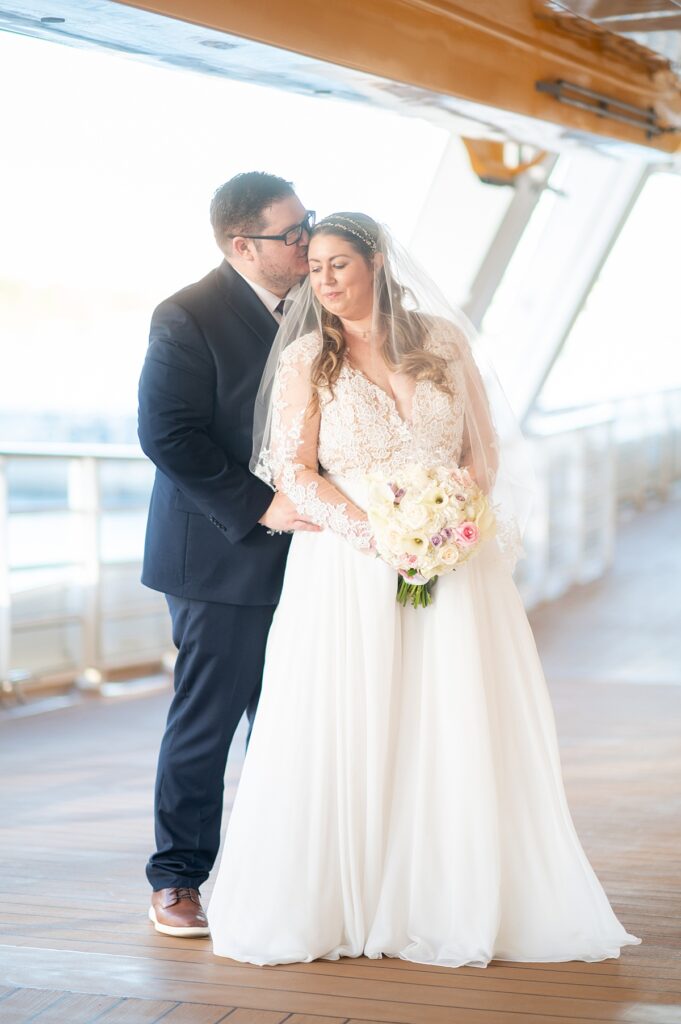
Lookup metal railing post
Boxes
[68,456,102,687]
[0,456,11,693]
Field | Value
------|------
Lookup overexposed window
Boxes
[409,138,515,307]
[479,151,651,416]
[536,171,681,410]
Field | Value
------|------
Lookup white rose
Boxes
[438,544,460,566]
[401,502,429,529]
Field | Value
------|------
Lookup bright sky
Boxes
[0,31,450,418]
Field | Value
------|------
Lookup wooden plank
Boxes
[29,991,123,1022]
[93,996,179,1021]
[302,957,681,991]
[0,987,68,1022]
[155,1003,236,1023]
[221,1011,292,1023]
[285,1016,349,1023]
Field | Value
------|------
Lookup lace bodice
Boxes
[318,356,465,480]
[258,323,470,550]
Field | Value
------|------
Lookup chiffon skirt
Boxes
[207,476,641,967]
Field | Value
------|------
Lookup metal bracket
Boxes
[536,79,677,139]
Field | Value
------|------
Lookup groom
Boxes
[138,172,319,937]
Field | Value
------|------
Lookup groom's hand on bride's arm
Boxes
[259,491,323,534]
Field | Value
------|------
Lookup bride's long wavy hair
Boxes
[308,214,452,399]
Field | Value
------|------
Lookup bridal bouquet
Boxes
[366,464,496,608]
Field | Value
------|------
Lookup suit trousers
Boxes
[146,595,275,891]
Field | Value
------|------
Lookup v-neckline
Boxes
[345,361,417,428]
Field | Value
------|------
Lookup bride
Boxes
[207,213,641,967]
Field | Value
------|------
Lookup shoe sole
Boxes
[148,905,210,938]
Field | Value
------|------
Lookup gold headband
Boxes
[318,216,378,254]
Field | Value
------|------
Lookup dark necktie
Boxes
[274,299,285,317]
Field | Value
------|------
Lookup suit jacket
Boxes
[138,260,291,605]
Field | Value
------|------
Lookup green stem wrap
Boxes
[396,576,438,608]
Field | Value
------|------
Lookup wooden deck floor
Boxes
[1,502,680,1023]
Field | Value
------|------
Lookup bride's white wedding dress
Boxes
[207,326,641,967]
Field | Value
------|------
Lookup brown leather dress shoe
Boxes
[148,887,210,937]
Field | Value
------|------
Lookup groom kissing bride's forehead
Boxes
[210,172,314,294]
[138,171,320,939]
[138,170,640,970]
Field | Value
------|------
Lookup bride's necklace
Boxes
[340,316,375,343]
[344,327,371,342]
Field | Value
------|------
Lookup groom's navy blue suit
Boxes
[138,259,291,891]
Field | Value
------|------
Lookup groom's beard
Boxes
[257,253,309,294]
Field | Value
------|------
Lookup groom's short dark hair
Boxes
[210,172,295,246]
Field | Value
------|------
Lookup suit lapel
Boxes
[215,260,278,350]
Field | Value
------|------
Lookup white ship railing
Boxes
[0,444,169,701]
[516,387,681,606]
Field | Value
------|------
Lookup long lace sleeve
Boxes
[261,334,374,550]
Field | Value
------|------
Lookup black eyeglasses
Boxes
[231,211,316,246]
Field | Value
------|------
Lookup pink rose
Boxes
[454,521,479,547]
